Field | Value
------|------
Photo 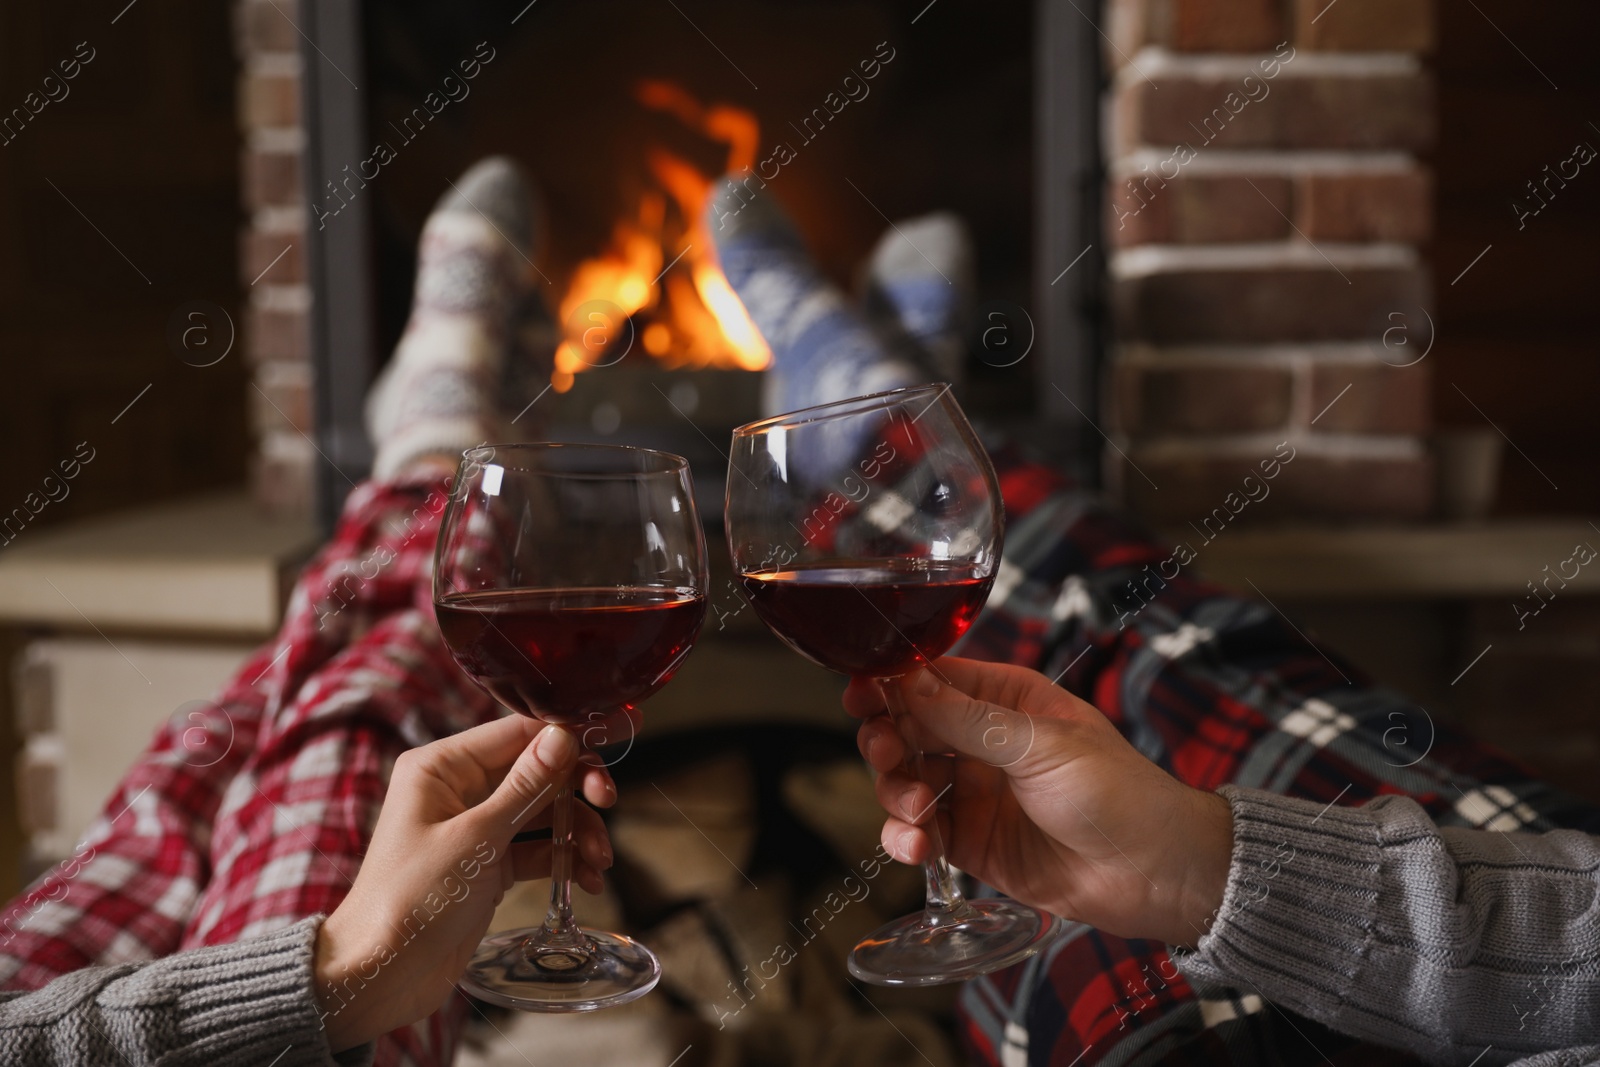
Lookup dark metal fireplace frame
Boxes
[298,0,1103,528]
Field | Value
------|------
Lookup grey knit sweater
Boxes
[0,916,373,1066]
[1179,785,1600,1066]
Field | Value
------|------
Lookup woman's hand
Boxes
[313,712,629,1051]
[846,658,1232,948]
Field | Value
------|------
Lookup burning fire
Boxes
[551,81,772,391]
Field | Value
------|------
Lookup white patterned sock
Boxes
[367,156,537,480]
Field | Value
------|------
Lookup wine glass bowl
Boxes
[433,443,708,1011]
[726,384,1062,986]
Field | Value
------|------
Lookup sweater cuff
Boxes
[1173,785,1383,1016]
[124,916,375,1067]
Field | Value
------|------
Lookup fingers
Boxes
[842,676,887,719]
[408,715,543,804]
[887,659,1086,775]
[577,763,619,809]
[506,801,613,894]
[849,658,1089,772]
[873,768,937,826]
[507,841,608,894]
[572,707,632,808]
[576,861,604,895]
[572,800,613,871]
[468,724,579,838]
[880,817,932,865]
[928,657,1079,719]
[574,707,641,753]
[856,715,906,774]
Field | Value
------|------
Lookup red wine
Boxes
[740,560,993,677]
[435,587,705,723]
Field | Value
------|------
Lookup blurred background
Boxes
[0,0,1597,1062]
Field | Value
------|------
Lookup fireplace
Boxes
[271,0,1102,525]
[221,1,1451,1056]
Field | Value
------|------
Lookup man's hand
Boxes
[313,713,627,1051]
[846,658,1232,948]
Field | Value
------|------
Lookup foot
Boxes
[860,212,973,390]
[704,173,923,419]
[366,156,542,480]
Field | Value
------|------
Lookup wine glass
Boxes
[433,442,708,1011]
[726,384,1062,986]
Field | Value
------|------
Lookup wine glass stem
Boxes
[878,677,969,916]
[535,783,589,959]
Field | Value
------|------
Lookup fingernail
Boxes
[534,725,577,769]
[898,786,920,819]
[896,829,919,859]
[911,670,940,698]
[601,843,614,868]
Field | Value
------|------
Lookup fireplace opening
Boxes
[300,0,1100,522]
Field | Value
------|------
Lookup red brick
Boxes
[1106,0,1285,56]
[1114,69,1434,152]
[250,366,312,435]
[1105,0,1153,64]
[237,0,301,54]
[1114,448,1433,520]
[1293,0,1433,53]
[1113,264,1427,344]
[1307,360,1430,434]
[251,442,316,518]
[1297,169,1431,243]
[1109,172,1291,247]
[243,146,302,209]
[1171,0,1285,51]
[246,303,310,364]
[241,229,303,287]
[17,755,56,835]
[1115,363,1294,434]
[241,69,299,129]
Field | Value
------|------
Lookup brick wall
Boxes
[235,0,316,515]
[1104,0,1437,522]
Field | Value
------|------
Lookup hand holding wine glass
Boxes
[315,716,616,1051]
[846,658,1236,950]
[726,384,1062,985]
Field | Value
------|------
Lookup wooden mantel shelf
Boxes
[0,493,319,637]
[1168,519,1600,600]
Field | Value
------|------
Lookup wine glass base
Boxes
[848,898,1063,986]
[459,927,662,1013]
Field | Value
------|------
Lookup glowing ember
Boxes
[551,81,772,391]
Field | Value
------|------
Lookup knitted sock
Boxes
[860,212,973,389]
[366,156,537,480]
[704,173,922,420]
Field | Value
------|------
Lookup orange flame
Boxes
[551,81,772,391]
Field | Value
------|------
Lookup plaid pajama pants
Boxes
[1,444,1594,1066]
[0,475,499,1066]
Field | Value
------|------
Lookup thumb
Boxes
[471,723,578,838]
[897,668,1068,776]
